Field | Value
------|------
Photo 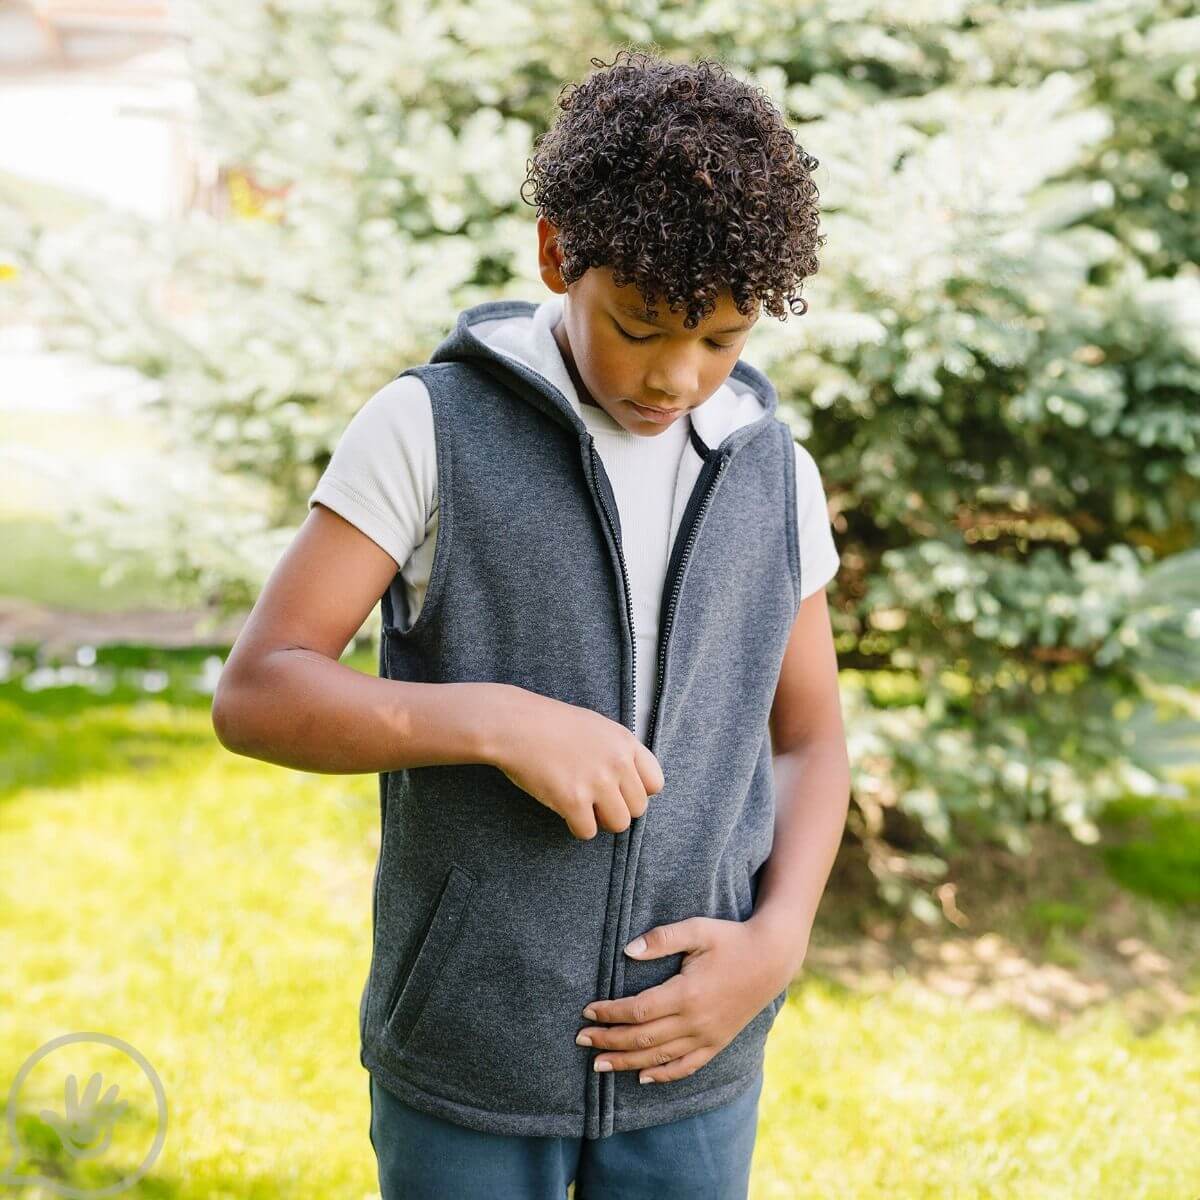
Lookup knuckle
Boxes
[634,1030,656,1051]
[631,1002,649,1024]
[654,1049,673,1065]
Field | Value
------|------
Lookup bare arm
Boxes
[211,504,507,773]
[747,586,851,981]
[210,504,663,838]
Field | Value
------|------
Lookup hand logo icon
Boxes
[40,1071,130,1161]
[2,1031,167,1197]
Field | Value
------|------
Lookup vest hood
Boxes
[426,293,779,455]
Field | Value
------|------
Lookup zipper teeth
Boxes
[647,455,729,749]
[589,441,637,734]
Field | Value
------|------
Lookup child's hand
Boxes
[491,686,665,840]
[574,917,790,1084]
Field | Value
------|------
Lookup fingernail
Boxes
[639,1075,653,1084]
[594,1060,612,1072]
[576,1033,592,1047]
[583,1007,597,1021]
[625,936,646,956]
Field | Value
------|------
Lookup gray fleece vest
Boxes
[360,299,803,1140]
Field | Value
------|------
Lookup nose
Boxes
[644,361,697,404]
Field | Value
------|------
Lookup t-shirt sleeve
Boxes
[793,441,840,600]
[307,374,437,571]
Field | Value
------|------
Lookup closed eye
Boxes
[613,321,736,353]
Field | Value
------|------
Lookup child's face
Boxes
[537,218,759,436]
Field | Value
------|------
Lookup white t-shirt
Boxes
[308,295,840,742]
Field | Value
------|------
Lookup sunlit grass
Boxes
[0,516,183,611]
[1,690,380,1197]
[757,978,1200,1198]
[2,678,1198,1198]
[0,390,195,611]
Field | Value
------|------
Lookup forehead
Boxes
[588,268,753,330]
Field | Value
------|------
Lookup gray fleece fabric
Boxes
[359,299,803,1139]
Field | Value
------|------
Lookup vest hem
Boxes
[361,1042,767,1140]
[361,1044,585,1137]
[605,1065,765,1138]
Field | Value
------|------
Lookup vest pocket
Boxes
[383,863,477,1051]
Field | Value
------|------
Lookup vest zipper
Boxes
[645,452,730,751]
[587,438,637,733]
[585,434,730,1138]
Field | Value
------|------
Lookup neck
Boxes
[552,316,601,409]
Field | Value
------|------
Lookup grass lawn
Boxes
[2,654,1198,1198]
[0,397,198,612]
[0,515,184,612]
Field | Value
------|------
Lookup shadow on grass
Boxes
[0,697,215,801]
[5,1101,301,1200]
[3,1103,171,1198]
[2,640,381,800]
[799,782,1200,1037]
[1098,793,1200,907]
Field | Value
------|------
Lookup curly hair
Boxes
[520,47,825,329]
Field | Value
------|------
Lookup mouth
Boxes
[628,400,684,421]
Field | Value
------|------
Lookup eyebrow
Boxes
[616,302,755,336]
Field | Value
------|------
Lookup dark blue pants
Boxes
[368,1068,764,1199]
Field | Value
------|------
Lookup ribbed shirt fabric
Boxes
[575,392,693,742]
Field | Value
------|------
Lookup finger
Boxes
[592,1034,700,1075]
[629,916,710,963]
[619,766,648,820]
[634,742,665,796]
[594,788,633,834]
[566,806,598,841]
[578,1013,686,1052]
[584,978,683,1026]
[637,1045,715,1084]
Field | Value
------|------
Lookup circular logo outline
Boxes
[1,1031,168,1198]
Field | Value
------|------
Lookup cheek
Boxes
[703,358,737,389]
[588,343,636,394]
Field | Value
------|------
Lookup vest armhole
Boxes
[388,363,456,639]
[779,420,802,613]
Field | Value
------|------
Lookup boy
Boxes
[212,48,850,1199]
